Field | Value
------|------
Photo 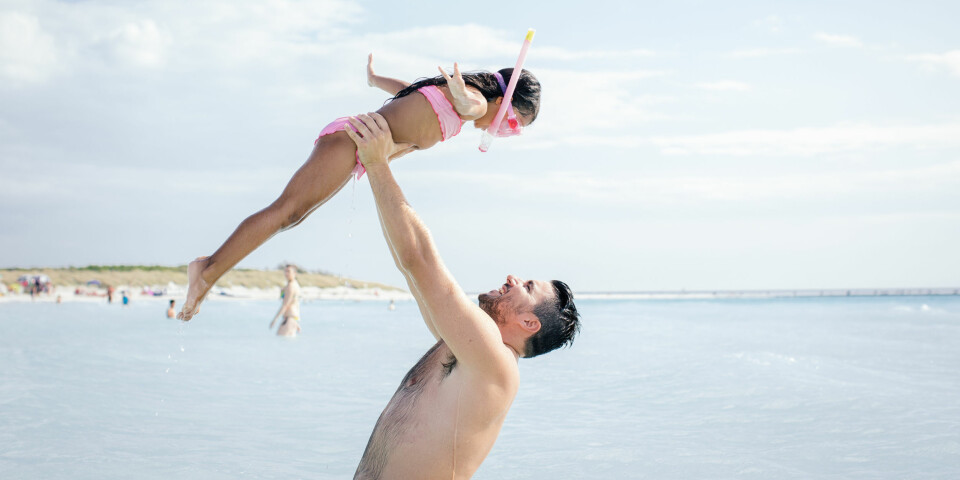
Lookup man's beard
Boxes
[478,293,506,325]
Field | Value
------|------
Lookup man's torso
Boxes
[354,341,514,480]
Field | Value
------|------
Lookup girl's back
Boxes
[313,86,453,171]
[376,87,451,151]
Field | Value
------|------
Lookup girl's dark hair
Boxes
[391,68,541,124]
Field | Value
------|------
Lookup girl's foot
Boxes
[178,256,210,321]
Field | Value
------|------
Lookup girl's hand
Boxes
[438,63,468,100]
[367,53,376,87]
[439,62,486,119]
[367,53,411,95]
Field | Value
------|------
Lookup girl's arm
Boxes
[438,62,487,120]
[367,53,410,96]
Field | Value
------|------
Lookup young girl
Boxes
[177,55,541,320]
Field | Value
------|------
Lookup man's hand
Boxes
[344,113,410,169]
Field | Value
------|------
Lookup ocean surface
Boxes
[1,296,958,479]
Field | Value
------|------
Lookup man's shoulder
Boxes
[460,343,519,390]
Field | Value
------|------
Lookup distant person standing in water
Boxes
[269,265,302,337]
[167,300,176,318]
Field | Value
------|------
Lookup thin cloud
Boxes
[813,32,863,48]
[0,161,291,198]
[695,80,751,92]
[0,12,59,83]
[359,26,657,70]
[361,24,518,61]
[0,0,362,78]
[515,123,960,154]
[647,123,960,156]
[409,161,960,206]
[95,20,171,68]
[725,47,804,58]
[534,47,657,61]
[753,15,784,33]
[501,67,675,139]
[905,50,960,78]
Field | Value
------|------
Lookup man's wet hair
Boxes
[525,280,581,358]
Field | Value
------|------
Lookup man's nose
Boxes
[507,275,521,285]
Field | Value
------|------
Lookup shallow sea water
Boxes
[1,296,959,479]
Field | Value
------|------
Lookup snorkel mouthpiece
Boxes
[479,131,495,152]
[479,28,535,152]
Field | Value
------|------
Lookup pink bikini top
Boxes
[418,85,464,141]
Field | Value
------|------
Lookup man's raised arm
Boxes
[343,114,518,378]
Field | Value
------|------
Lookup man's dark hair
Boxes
[525,280,581,358]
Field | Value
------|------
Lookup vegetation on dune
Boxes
[72,265,188,273]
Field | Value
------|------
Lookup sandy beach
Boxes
[0,266,412,303]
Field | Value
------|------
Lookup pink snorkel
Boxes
[479,28,535,152]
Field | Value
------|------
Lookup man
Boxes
[167,299,176,318]
[344,113,581,479]
[269,265,302,337]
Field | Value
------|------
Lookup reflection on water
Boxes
[1,296,959,479]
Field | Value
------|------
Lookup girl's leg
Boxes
[178,133,358,321]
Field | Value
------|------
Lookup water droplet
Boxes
[165,368,170,373]
[180,346,185,352]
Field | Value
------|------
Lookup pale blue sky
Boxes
[2,0,959,292]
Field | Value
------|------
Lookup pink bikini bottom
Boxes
[315,117,365,179]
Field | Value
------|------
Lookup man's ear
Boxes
[520,314,541,334]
